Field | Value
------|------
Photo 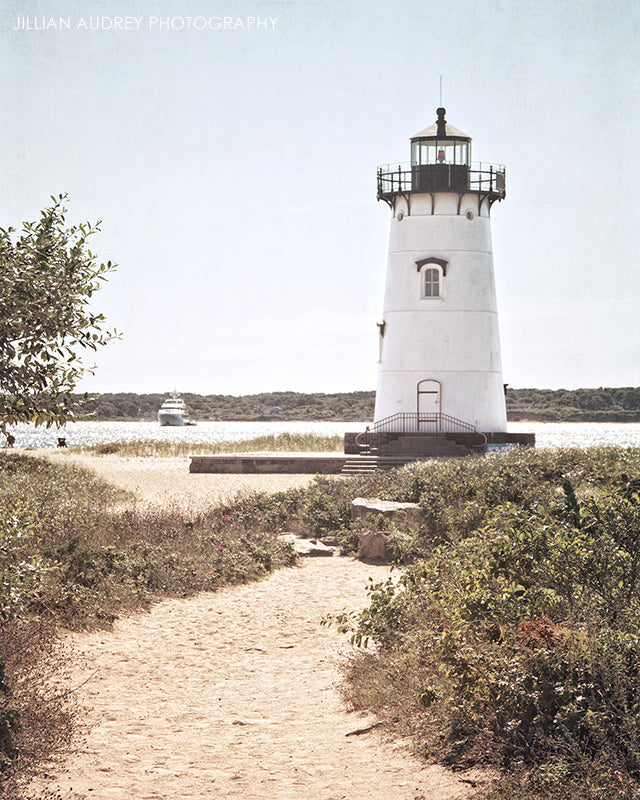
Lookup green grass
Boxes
[74,432,344,457]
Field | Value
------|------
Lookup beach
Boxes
[45,451,320,513]
[28,453,488,799]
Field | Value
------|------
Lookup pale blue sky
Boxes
[2,0,639,394]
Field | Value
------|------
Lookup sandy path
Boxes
[46,452,319,512]
[30,455,486,799]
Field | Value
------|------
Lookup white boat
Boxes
[158,393,190,426]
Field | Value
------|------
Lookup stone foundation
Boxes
[344,430,535,456]
[189,454,349,474]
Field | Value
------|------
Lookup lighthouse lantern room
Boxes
[372,107,510,450]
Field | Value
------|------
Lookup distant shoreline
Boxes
[507,412,640,424]
[71,414,640,425]
[70,388,640,425]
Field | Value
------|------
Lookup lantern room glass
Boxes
[411,139,470,167]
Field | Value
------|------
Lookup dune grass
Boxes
[73,431,344,457]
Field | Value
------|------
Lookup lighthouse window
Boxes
[423,268,440,298]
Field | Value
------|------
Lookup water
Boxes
[508,422,640,449]
[6,420,365,450]
[5,419,640,450]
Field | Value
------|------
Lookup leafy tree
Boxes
[0,195,116,434]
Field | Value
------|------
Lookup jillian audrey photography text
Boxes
[12,14,279,32]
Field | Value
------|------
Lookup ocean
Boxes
[5,419,640,450]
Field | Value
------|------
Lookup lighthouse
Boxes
[373,107,508,441]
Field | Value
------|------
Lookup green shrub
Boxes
[298,477,352,535]
[0,658,18,777]
[0,620,75,798]
[328,447,640,798]
[215,488,305,534]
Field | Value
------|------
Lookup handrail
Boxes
[376,161,506,199]
[371,412,478,434]
[369,412,487,453]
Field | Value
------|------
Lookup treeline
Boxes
[506,386,640,422]
[75,391,377,422]
[72,387,640,422]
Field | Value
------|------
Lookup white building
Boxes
[374,107,507,435]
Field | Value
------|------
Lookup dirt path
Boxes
[45,451,319,513]
[30,455,486,799]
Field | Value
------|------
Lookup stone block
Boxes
[294,538,335,557]
[277,534,335,557]
[358,532,390,561]
[351,497,422,522]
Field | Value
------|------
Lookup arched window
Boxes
[416,257,447,301]
[424,268,440,298]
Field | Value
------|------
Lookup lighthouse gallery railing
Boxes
[376,161,506,199]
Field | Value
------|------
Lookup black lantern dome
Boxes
[410,107,471,192]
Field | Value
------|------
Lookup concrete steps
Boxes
[342,434,481,472]
[340,456,419,474]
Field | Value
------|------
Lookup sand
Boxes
[45,451,320,513]
[28,453,488,799]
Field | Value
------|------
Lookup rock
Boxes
[294,538,335,557]
[358,531,390,562]
[277,534,335,557]
[320,535,339,547]
[351,497,422,523]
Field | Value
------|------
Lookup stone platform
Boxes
[189,453,350,474]
[344,430,536,456]
[189,431,536,474]
[188,453,427,475]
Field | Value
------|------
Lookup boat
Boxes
[158,393,191,426]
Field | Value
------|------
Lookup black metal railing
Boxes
[376,161,506,200]
[372,412,478,434]
[355,412,487,452]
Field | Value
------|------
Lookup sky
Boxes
[2,0,639,395]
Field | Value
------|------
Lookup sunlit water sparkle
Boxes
[5,420,640,450]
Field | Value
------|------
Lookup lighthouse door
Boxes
[417,380,441,431]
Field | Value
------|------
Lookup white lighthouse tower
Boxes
[373,107,507,441]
